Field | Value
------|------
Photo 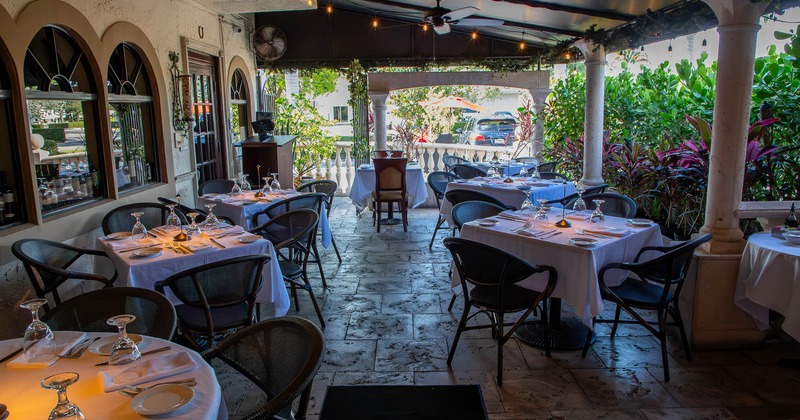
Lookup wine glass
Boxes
[107,315,142,382]
[204,203,220,229]
[533,199,550,229]
[230,178,242,196]
[130,212,147,242]
[165,204,181,231]
[271,174,281,191]
[41,372,85,419]
[486,166,497,179]
[590,199,606,226]
[20,299,56,363]
[186,212,202,237]
[572,183,587,213]
[521,193,535,213]
[240,174,251,191]
[518,164,529,178]
[263,176,272,193]
[529,158,541,180]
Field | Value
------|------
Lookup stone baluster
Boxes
[344,143,354,193]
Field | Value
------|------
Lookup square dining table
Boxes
[196,190,332,248]
[455,208,662,349]
[97,226,290,317]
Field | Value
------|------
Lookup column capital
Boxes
[702,0,769,26]
[574,40,606,64]
[528,89,550,106]
[368,91,389,105]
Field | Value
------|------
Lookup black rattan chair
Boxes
[427,171,460,250]
[537,161,557,172]
[201,317,324,420]
[42,287,176,340]
[450,201,506,230]
[199,179,235,196]
[450,164,487,179]
[155,254,270,350]
[250,209,325,328]
[543,184,610,207]
[12,239,117,311]
[444,189,514,214]
[296,180,342,263]
[538,171,568,181]
[442,155,469,171]
[101,202,170,235]
[444,237,558,386]
[581,234,712,382]
[565,192,637,218]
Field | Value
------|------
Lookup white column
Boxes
[575,41,606,187]
[700,0,769,253]
[529,90,549,159]
[369,92,389,151]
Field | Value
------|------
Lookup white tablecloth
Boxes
[735,232,800,340]
[440,178,576,225]
[98,230,290,317]
[456,210,662,327]
[0,333,226,420]
[349,163,429,210]
[196,191,332,248]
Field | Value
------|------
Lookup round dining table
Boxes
[0,332,227,419]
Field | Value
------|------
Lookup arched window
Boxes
[0,51,24,229]
[25,26,104,216]
[229,69,249,142]
[107,43,159,192]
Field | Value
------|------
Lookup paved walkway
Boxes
[218,202,800,420]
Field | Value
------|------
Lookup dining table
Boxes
[195,190,332,248]
[349,161,429,212]
[456,208,662,350]
[735,232,800,341]
[0,332,226,419]
[439,177,576,225]
[96,224,290,317]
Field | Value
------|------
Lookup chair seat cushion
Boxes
[608,278,674,307]
[470,284,543,311]
[279,261,304,282]
[371,191,405,201]
[175,302,251,332]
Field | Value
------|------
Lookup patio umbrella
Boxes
[420,96,487,112]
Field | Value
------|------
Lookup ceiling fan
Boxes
[422,0,504,35]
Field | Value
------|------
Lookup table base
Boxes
[380,218,403,225]
[515,317,595,351]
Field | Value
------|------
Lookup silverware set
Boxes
[58,337,100,359]
[574,228,612,239]
[118,378,197,398]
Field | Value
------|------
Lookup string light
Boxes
[518,31,526,51]
[422,23,428,32]
[471,30,478,40]
[372,16,379,29]
[326,3,333,14]
[668,39,673,52]
[307,0,312,6]
[564,51,571,60]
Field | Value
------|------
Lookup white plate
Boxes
[130,384,195,416]
[237,235,261,243]
[516,185,531,191]
[89,334,144,356]
[478,219,498,227]
[107,232,132,240]
[132,248,163,259]
[240,200,258,205]
[570,238,597,247]
[627,218,654,227]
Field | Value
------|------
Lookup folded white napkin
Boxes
[565,214,590,221]
[105,237,159,251]
[183,242,215,253]
[210,225,244,238]
[584,227,631,237]
[100,351,198,392]
[8,331,87,369]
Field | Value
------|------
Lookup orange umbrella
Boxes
[420,96,487,112]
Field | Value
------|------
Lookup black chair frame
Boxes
[295,180,342,263]
[427,171,461,250]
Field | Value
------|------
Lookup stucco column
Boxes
[369,92,389,151]
[529,89,549,159]
[575,41,606,187]
[700,0,768,254]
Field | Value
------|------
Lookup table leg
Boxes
[380,202,402,226]
[514,298,596,351]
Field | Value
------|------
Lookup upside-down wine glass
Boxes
[529,158,541,180]
[165,204,181,231]
[230,178,243,196]
[520,193,535,213]
[130,212,147,242]
[186,212,202,237]
[107,314,142,383]
[518,164,529,178]
[20,298,56,363]
[240,174,251,191]
[572,183,587,213]
[41,372,85,419]
[590,199,606,226]
[263,176,272,194]
[533,199,550,229]
[204,203,220,229]
[270,174,281,191]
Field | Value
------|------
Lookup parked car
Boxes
[457,116,516,147]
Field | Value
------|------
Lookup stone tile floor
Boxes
[217,203,800,420]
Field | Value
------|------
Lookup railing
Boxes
[301,141,525,194]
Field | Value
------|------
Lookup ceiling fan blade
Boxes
[442,6,478,22]
[433,22,451,35]
[455,18,504,27]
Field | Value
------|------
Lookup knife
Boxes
[209,237,226,249]
[119,244,163,254]
[0,348,22,364]
[94,346,172,366]
[540,231,563,240]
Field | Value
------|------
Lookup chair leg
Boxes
[581,317,594,358]
[448,303,471,366]
[295,384,313,420]
[311,241,327,288]
[429,216,445,250]
[447,293,458,312]
[610,304,622,338]
[291,283,300,310]
[376,201,382,233]
[496,311,504,386]
[401,202,408,232]
[542,298,551,358]
[303,277,326,328]
[657,308,670,382]
[330,234,342,263]
[671,302,692,361]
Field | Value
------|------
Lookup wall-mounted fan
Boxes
[252,25,287,60]
[422,0,503,35]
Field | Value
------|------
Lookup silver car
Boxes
[457,116,516,146]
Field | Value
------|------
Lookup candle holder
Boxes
[254,165,264,198]
[502,159,514,183]
[554,183,572,228]
[172,194,189,242]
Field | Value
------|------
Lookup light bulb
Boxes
[326,4,333,14]
[372,18,378,29]
[471,30,478,40]
[422,24,428,31]
[519,40,526,50]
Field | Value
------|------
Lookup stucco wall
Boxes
[0,0,258,339]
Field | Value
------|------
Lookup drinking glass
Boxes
[107,315,142,382]
[533,199,550,229]
[572,184,587,213]
[165,204,181,231]
[130,212,147,242]
[486,166,497,178]
[518,165,529,178]
[520,193,535,213]
[529,158,541,180]
[271,174,281,191]
[240,174,251,191]
[590,199,606,226]
[41,372,85,419]
[204,203,220,229]
[230,178,243,196]
[186,212,202,237]
[263,176,272,193]
[20,298,56,363]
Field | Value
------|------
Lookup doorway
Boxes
[188,52,226,184]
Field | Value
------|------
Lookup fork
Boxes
[57,338,91,359]
[124,378,197,393]
[511,220,532,232]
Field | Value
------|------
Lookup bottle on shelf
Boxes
[1,171,14,223]
[786,202,799,228]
